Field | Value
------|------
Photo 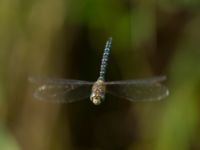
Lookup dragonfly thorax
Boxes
[90,79,106,105]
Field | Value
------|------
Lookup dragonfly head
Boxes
[90,92,104,105]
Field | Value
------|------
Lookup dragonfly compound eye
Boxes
[92,97,101,105]
[90,93,103,105]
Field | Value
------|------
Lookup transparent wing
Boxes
[29,77,93,103]
[105,76,169,101]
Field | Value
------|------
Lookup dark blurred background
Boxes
[0,0,200,150]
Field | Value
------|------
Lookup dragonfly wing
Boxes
[105,76,169,101]
[29,77,93,103]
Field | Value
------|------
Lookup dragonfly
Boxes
[29,37,169,105]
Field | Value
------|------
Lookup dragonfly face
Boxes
[90,79,106,105]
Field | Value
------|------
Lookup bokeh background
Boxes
[0,0,200,150]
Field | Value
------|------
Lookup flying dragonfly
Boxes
[29,37,169,105]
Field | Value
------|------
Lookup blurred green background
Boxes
[0,0,200,150]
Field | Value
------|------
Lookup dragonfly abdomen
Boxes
[99,37,112,80]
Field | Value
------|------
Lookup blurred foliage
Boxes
[0,0,200,150]
[0,124,20,150]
